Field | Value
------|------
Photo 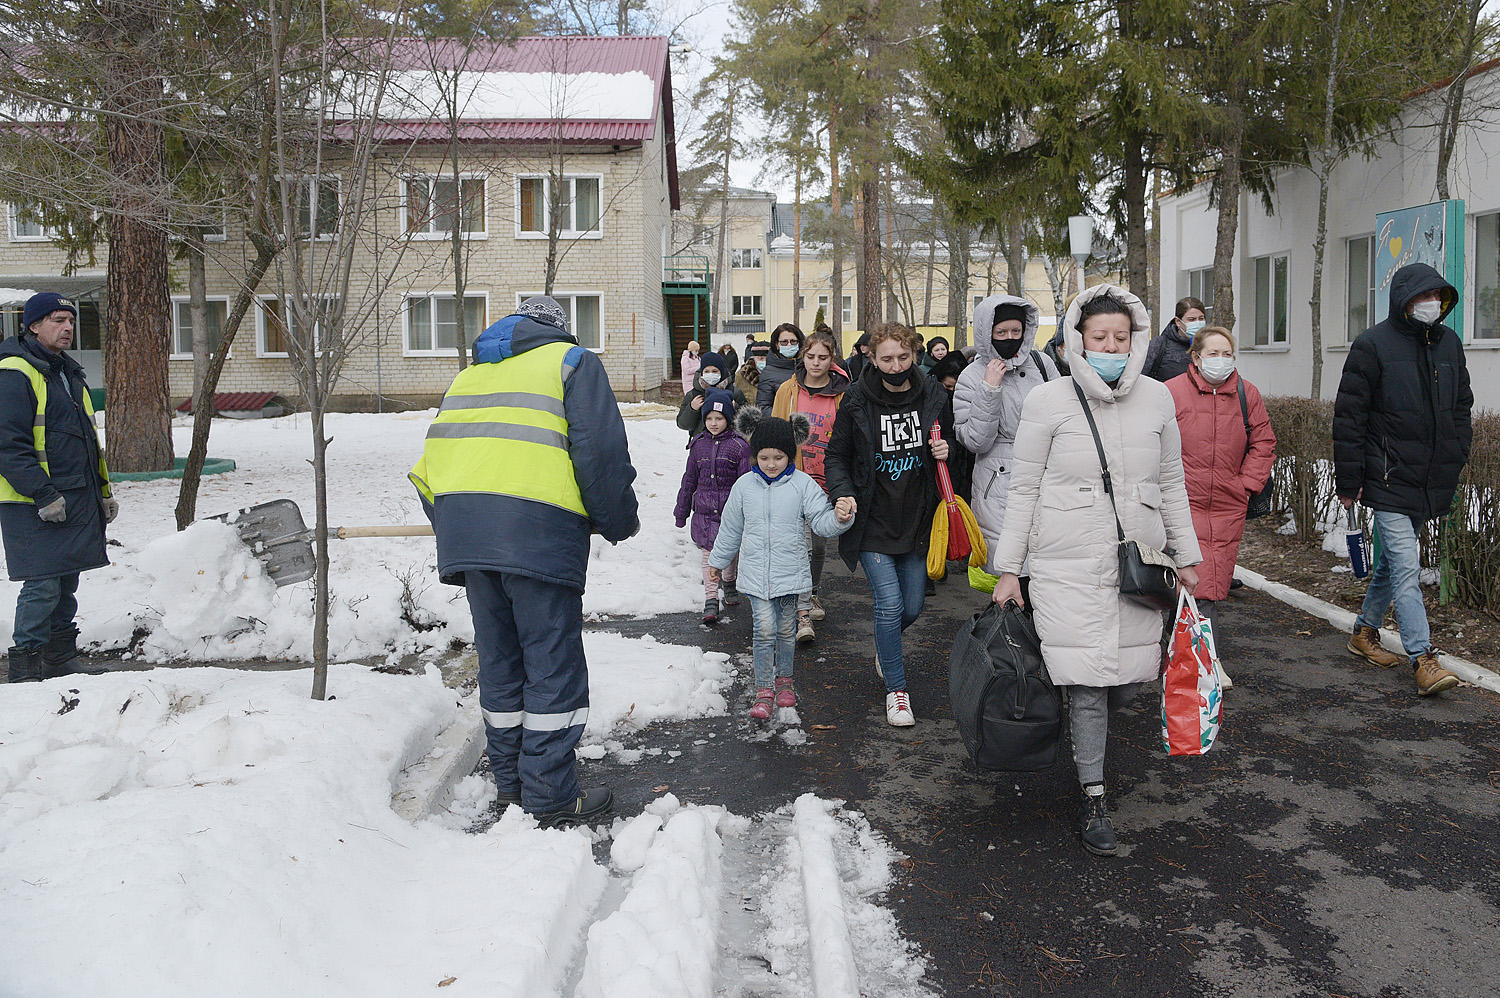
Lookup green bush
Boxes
[1261,396,1500,616]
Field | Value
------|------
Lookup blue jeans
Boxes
[13,573,79,648]
[1356,510,1431,663]
[747,593,798,690]
[859,550,928,693]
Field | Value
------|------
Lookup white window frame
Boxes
[9,203,58,242]
[516,291,604,351]
[1344,235,1376,344]
[1250,253,1290,349]
[1186,266,1215,323]
[256,294,341,357]
[402,174,488,240]
[731,247,763,269]
[1474,210,1500,342]
[797,294,806,312]
[732,295,763,317]
[817,294,829,315]
[278,175,341,240]
[169,296,232,360]
[514,174,603,240]
[402,292,490,357]
[842,294,853,325]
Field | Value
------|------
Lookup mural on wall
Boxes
[1374,199,1466,337]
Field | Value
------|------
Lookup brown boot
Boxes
[1348,625,1403,668]
[1413,652,1459,696]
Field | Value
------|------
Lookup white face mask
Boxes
[1199,355,1235,383]
[700,370,721,386]
[1409,299,1443,325]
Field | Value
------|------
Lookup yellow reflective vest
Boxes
[0,355,112,504]
[409,341,586,516]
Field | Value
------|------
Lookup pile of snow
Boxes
[0,410,702,663]
[582,633,730,743]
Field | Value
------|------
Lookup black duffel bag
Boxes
[948,602,1062,772]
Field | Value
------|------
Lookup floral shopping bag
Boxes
[1161,590,1222,756]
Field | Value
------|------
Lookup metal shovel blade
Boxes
[214,498,316,587]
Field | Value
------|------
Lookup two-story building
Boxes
[1,35,689,405]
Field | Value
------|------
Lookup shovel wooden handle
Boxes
[334,525,435,539]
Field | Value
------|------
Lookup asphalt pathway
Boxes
[493,561,1500,997]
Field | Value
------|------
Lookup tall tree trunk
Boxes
[187,228,210,404]
[97,0,173,472]
[1038,235,1066,336]
[829,115,843,337]
[792,156,802,328]
[1122,138,1149,296]
[922,208,936,326]
[309,406,330,701]
[883,165,898,322]
[945,215,970,349]
[1149,167,1162,323]
[449,71,470,371]
[1436,0,1483,201]
[1003,212,1025,294]
[712,93,734,341]
[1308,0,1347,400]
[1211,102,1245,332]
[860,177,882,333]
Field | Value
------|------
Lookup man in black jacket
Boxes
[1333,263,1472,696]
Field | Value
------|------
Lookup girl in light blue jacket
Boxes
[710,409,854,720]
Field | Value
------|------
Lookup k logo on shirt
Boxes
[879,411,923,452]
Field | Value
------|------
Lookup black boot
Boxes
[702,598,720,624]
[720,580,739,607]
[7,646,46,683]
[1079,786,1119,856]
[533,786,613,829]
[42,627,105,678]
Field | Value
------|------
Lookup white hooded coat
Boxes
[953,294,1059,573]
[990,284,1202,687]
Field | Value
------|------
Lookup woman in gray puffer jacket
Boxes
[953,294,1058,576]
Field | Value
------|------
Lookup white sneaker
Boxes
[1214,660,1233,690]
[885,691,915,727]
[796,612,815,644]
[809,595,826,621]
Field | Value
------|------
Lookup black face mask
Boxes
[881,363,917,387]
[993,336,1023,360]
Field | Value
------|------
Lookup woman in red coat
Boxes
[1167,326,1276,686]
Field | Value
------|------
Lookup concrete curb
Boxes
[1232,566,1500,695]
[391,696,487,822]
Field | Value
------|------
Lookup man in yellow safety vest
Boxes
[0,292,116,683]
[411,295,638,827]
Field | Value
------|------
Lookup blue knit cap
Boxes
[702,388,735,427]
[22,292,78,331]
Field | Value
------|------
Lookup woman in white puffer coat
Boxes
[953,294,1059,575]
[990,284,1202,859]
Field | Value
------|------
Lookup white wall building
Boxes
[1157,59,1500,412]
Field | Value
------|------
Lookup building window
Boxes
[732,295,762,316]
[731,248,762,269]
[171,298,229,358]
[1251,254,1289,347]
[817,294,829,316]
[406,294,487,354]
[518,293,601,350]
[797,294,806,312]
[258,296,340,356]
[9,203,58,241]
[405,176,485,237]
[1476,212,1500,340]
[842,295,853,325]
[1186,266,1215,323]
[516,176,601,237]
[285,176,339,239]
[1345,235,1375,343]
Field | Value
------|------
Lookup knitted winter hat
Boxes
[22,292,77,331]
[990,303,1028,329]
[750,414,798,461]
[516,295,569,334]
[702,388,735,426]
[698,351,730,380]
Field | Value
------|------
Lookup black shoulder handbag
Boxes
[1237,379,1274,519]
[948,602,1061,772]
[1072,381,1180,612]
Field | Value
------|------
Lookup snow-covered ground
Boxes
[0,410,931,997]
[0,410,704,663]
[1,665,928,997]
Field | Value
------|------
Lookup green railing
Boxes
[662,254,711,288]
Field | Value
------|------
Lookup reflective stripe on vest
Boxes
[409,341,585,516]
[0,355,112,504]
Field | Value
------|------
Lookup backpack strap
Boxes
[1032,352,1050,382]
[1236,378,1251,459]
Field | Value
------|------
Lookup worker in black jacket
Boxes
[1333,262,1472,696]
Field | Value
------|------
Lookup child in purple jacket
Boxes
[675,389,751,623]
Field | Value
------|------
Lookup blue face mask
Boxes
[1184,320,1206,337]
[778,343,799,358]
[1085,350,1129,382]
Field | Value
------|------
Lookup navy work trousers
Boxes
[465,570,589,812]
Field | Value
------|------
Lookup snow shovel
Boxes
[215,498,433,587]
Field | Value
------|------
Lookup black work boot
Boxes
[7,646,46,683]
[1079,786,1119,856]
[534,786,613,829]
[42,627,105,678]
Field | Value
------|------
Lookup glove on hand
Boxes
[102,497,119,524]
[38,496,66,522]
